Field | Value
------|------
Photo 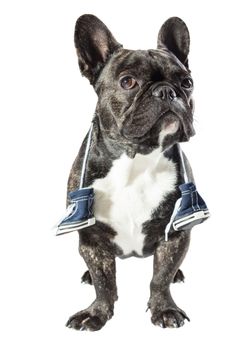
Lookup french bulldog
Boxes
[65,14,196,331]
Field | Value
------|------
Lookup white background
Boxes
[1,0,238,349]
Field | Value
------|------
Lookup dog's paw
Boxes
[173,269,185,283]
[66,311,105,331]
[66,301,113,331]
[81,270,93,285]
[151,308,190,328]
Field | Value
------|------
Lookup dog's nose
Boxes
[152,86,177,101]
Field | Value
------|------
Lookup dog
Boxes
[65,14,196,331]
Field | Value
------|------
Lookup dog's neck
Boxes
[94,113,171,159]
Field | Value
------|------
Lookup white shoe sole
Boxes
[173,210,210,231]
[56,217,96,236]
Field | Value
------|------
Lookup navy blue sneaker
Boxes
[173,182,210,231]
[56,187,96,235]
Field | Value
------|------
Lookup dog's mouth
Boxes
[121,109,195,150]
[160,112,180,134]
[159,110,195,143]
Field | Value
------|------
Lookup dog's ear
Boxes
[157,17,190,68]
[74,14,122,85]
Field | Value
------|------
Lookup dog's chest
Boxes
[92,149,177,256]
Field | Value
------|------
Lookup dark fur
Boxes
[66,14,195,330]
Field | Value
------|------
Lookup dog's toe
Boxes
[81,270,93,285]
[173,269,185,283]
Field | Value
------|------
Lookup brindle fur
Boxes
[65,14,195,330]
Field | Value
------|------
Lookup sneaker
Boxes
[56,187,96,236]
[173,182,210,231]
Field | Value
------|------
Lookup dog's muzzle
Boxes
[151,83,195,141]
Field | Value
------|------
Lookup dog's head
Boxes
[74,15,195,154]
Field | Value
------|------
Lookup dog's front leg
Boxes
[148,231,190,328]
[66,240,117,331]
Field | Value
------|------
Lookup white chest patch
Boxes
[92,148,177,256]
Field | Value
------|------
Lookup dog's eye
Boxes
[120,76,137,90]
[181,77,193,89]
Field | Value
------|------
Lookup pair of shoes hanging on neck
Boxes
[55,123,210,238]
